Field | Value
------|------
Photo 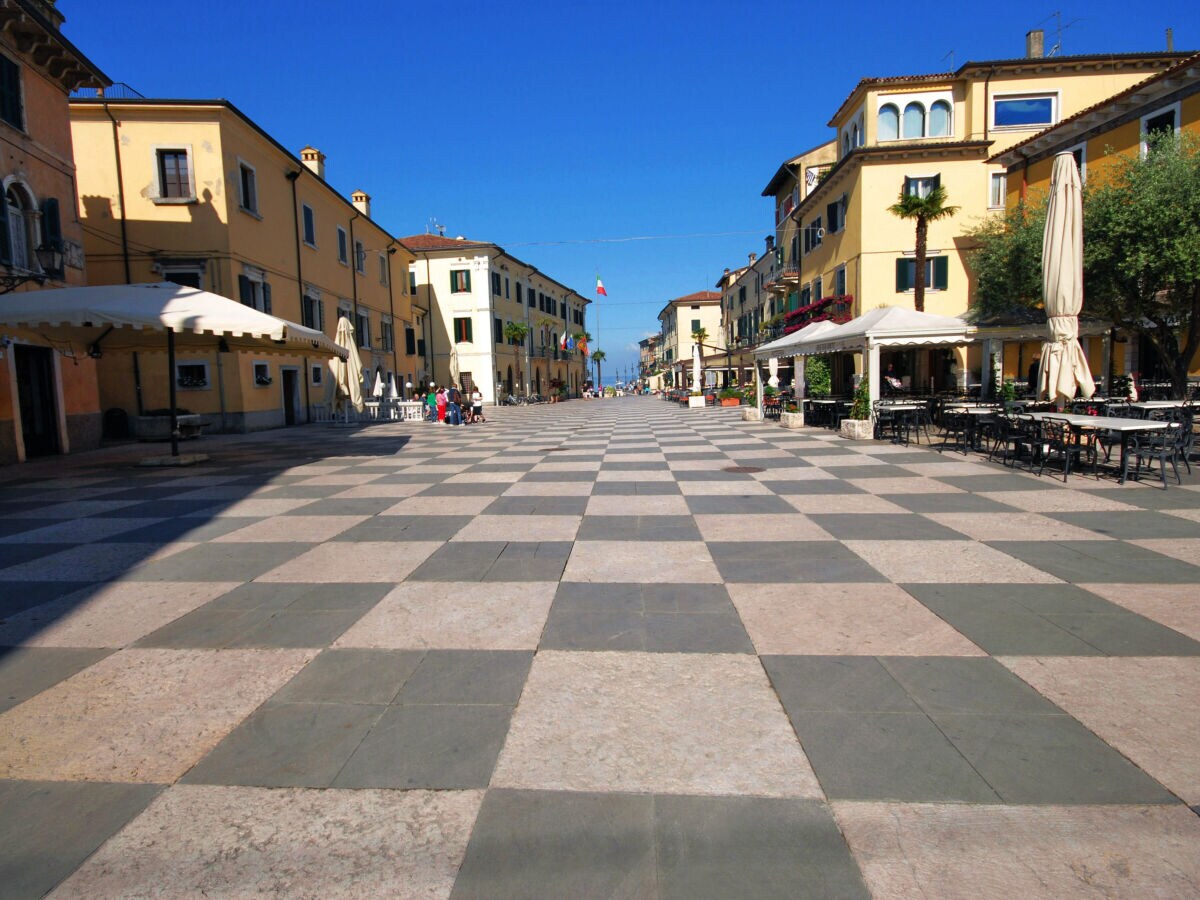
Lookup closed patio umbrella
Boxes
[692,341,702,391]
[329,316,364,417]
[371,370,384,398]
[1039,152,1095,405]
[768,357,780,389]
[449,346,461,387]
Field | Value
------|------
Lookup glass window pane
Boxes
[994,96,1054,127]
[902,103,925,139]
[877,104,899,141]
[929,101,951,137]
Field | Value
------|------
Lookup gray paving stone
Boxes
[762,656,921,713]
[272,649,425,704]
[686,495,796,515]
[1049,510,1200,539]
[810,513,970,541]
[576,515,702,541]
[708,541,887,583]
[590,480,682,495]
[399,650,532,705]
[881,657,1064,716]
[484,496,589,515]
[885,492,1016,513]
[0,646,112,712]
[989,539,1200,583]
[333,515,472,541]
[120,542,306,582]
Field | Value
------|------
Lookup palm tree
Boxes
[502,321,530,394]
[887,184,959,313]
[591,349,606,392]
[691,326,708,348]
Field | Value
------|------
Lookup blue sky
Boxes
[63,0,1199,382]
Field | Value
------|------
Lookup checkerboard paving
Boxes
[1,397,1199,896]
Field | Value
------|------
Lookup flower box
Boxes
[780,411,804,429]
[839,418,873,441]
[719,397,741,407]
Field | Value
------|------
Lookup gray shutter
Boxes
[40,198,62,247]
[262,282,272,314]
[318,299,325,332]
[933,256,949,290]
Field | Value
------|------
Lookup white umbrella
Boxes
[328,317,364,415]
[449,346,461,387]
[386,374,399,400]
[1039,152,1095,405]
[371,370,384,398]
[692,341,702,391]
[767,357,780,389]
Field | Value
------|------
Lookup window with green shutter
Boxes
[896,257,948,292]
[451,270,471,293]
[0,54,23,130]
[453,316,473,342]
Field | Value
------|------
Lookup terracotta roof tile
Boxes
[398,234,493,251]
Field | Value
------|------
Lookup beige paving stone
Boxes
[532,461,603,472]
[335,582,556,650]
[212,515,368,543]
[52,785,483,898]
[1080,584,1200,642]
[256,542,441,582]
[1129,539,1200,566]
[584,494,692,516]
[724,449,791,460]
[296,473,383,486]
[1164,508,1200,524]
[380,496,496,516]
[200,497,318,517]
[0,648,312,783]
[832,802,1200,899]
[595,469,674,481]
[750,467,838,481]
[694,514,833,542]
[502,480,595,496]
[924,512,1113,542]
[811,454,892,468]
[607,452,667,463]
[331,483,428,499]
[843,540,1062,583]
[900,461,1000,476]
[781,494,911,515]
[563,541,721,583]
[677,480,773,495]
[729,583,984,656]
[845,477,966,495]
[491,651,822,798]
[667,458,728,471]
[453,515,579,542]
[0,581,241,648]
[977,489,1138,513]
[1002,656,1200,805]
[444,471,523,483]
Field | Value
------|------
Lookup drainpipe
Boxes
[286,169,311,422]
[103,99,141,414]
[983,66,995,144]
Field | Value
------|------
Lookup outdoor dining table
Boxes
[1023,411,1177,483]
[1127,401,1189,411]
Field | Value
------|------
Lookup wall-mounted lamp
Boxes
[0,245,66,294]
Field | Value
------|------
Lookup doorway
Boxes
[14,345,59,457]
[281,368,300,426]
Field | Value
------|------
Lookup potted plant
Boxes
[718,388,742,407]
[780,400,804,429]
[839,372,874,440]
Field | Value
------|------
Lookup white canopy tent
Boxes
[0,282,347,455]
[752,320,840,411]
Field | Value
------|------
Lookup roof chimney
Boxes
[300,146,325,179]
[1025,29,1044,59]
[748,252,757,265]
[765,235,775,252]
[351,190,371,218]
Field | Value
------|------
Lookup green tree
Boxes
[963,196,1048,320]
[1085,132,1200,398]
[888,184,960,312]
[591,349,606,391]
[804,356,832,397]
[502,321,530,394]
[691,326,708,346]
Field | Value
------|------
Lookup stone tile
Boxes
[0,542,182,582]
[761,656,921,714]
[729,583,981,656]
[0,648,312,782]
[845,476,966,495]
[563,540,722,583]
[501,480,595,496]
[844,540,1061,583]
[399,650,532,705]
[483,496,589,515]
[492,651,821,797]
[780,493,909,514]
[0,581,240,648]
[0,515,166,544]
[978,489,1139,512]
[330,482,429,498]
[686,494,797,515]
[989,539,1200,584]
[1081,583,1200,641]
[54,785,483,897]
[832,802,1200,899]
[708,541,887,584]
[0,779,162,899]
[677,480,775,496]
[882,656,1064,717]
[119,542,306,583]
[595,468,674,481]
[884,492,1016,513]
[452,514,581,542]
[810,513,969,541]
[380,495,497,515]
[332,515,472,541]
[335,582,556,650]
[923,511,1112,542]
[763,479,867,495]
[184,497,318,517]
[1130,538,1200,566]
[1051,511,1200,540]
[273,648,424,704]
[211,515,368,543]
[0,647,112,714]
[1002,656,1200,805]
[694,513,832,541]
[584,493,691,515]
[256,541,441,582]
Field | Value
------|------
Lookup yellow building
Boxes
[402,234,590,401]
[991,52,1200,388]
[657,291,723,389]
[69,98,421,431]
[765,37,1188,392]
[0,0,108,464]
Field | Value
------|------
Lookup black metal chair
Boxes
[937,411,970,454]
[1037,417,1098,482]
[1124,427,1181,489]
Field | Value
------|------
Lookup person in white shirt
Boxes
[470,389,485,423]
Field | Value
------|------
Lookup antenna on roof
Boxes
[1038,10,1081,57]
[941,50,954,69]
[428,217,446,237]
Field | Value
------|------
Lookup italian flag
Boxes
[595,275,608,296]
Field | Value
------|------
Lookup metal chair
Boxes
[1123,428,1181,489]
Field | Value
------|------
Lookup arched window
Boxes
[842,133,851,156]
[929,100,952,137]
[877,104,899,141]
[3,183,36,270]
[902,102,926,139]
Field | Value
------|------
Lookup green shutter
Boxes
[895,259,910,292]
[40,198,62,247]
[933,256,948,290]
[238,274,253,306]
[463,271,471,292]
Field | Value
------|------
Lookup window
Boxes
[164,269,201,289]
[301,291,324,331]
[902,102,925,139]
[504,277,510,299]
[691,318,701,333]
[453,316,473,342]
[156,149,192,200]
[253,362,271,387]
[834,266,846,297]
[405,326,416,355]
[237,273,272,313]
[381,319,394,352]
[993,93,1056,129]
[176,362,210,390]
[302,204,316,246]
[450,269,471,293]
[491,272,502,295]
[408,269,417,294]
[515,283,523,304]
[238,161,258,214]
[494,316,504,344]
[355,310,370,347]
[877,103,899,141]
[904,174,940,198]
[337,226,348,264]
[560,300,567,319]
[1141,103,1180,155]
[354,240,365,273]
[803,216,823,254]
[2,183,34,269]
[928,100,952,137]
[989,172,1006,209]
[379,253,388,284]
[826,197,844,234]
[814,277,823,302]
[0,53,23,130]
[896,256,949,292]
[311,364,323,385]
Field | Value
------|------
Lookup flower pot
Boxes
[687,395,707,409]
[719,398,741,407]
[839,418,874,441]
[780,411,804,429]
[741,407,762,422]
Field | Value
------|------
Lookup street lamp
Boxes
[0,245,65,294]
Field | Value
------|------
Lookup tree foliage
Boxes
[963,196,1048,320]
[888,184,960,312]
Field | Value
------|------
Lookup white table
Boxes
[1024,412,1175,482]
[1126,401,1188,411]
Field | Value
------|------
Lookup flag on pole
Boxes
[595,274,608,296]
[559,332,568,350]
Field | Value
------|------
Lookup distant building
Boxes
[0,0,108,463]
[656,291,722,389]
[401,234,589,401]
[70,99,421,430]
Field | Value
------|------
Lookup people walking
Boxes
[471,388,485,423]
[446,384,463,426]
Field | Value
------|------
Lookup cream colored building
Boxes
[657,291,723,389]
[402,234,589,401]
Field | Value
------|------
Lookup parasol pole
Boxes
[167,328,179,457]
